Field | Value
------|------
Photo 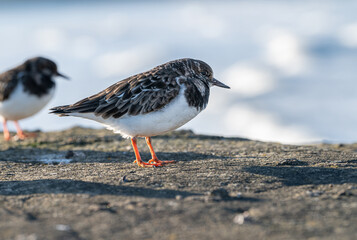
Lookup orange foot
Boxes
[133,159,165,168]
[13,132,37,141]
[148,159,176,165]
[14,132,26,140]
[13,121,37,141]
[4,133,11,141]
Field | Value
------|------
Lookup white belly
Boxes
[0,83,55,121]
[72,89,202,138]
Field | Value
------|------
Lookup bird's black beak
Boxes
[56,72,70,80]
[212,78,230,89]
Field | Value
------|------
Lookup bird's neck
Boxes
[184,79,210,111]
[21,73,55,97]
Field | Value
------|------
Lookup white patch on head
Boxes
[66,86,202,138]
[0,83,55,121]
[175,76,187,85]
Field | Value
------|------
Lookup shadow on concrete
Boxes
[0,179,199,198]
[0,147,226,164]
[243,166,357,185]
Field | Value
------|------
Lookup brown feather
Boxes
[50,58,215,118]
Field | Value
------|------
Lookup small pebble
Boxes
[209,188,230,200]
[65,150,74,159]
[233,212,250,225]
[306,190,324,197]
[55,224,71,231]
[167,201,179,207]
[122,175,129,182]
[277,158,307,166]
[233,214,245,225]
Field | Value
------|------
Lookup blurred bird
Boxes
[50,58,229,167]
[0,57,68,140]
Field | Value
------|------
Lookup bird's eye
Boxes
[42,68,52,75]
[202,71,210,77]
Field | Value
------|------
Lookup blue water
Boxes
[0,0,356,144]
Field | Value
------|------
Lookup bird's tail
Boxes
[49,105,72,116]
[50,94,101,117]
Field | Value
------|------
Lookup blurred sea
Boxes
[0,0,356,144]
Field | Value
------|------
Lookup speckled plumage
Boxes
[0,57,62,101]
[51,58,218,120]
[0,57,68,140]
[50,58,230,167]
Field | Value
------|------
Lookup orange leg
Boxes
[14,121,26,140]
[145,137,176,165]
[2,120,10,141]
[131,138,165,168]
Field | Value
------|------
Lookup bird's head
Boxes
[24,57,69,80]
[184,59,230,89]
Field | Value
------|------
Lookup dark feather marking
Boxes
[0,70,19,101]
[50,58,214,119]
[0,57,60,102]
[112,109,128,118]
[184,79,210,111]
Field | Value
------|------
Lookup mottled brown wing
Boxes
[0,70,19,102]
[51,68,182,119]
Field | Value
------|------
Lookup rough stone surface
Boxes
[0,127,356,240]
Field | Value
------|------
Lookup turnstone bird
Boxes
[50,58,230,167]
[0,57,68,140]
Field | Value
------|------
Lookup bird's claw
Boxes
[12,132,36,141]
[133,159,165,168]
[148,159,177,165]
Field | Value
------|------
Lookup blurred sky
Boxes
[0,0,356,144]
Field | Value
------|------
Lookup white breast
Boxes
[0,82,55,121]
[71,87,203,138]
